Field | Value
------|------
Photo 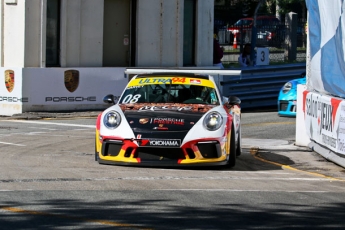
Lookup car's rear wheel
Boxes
[227,124,236,167]
[95,139,99,161]
[236,126,242,156]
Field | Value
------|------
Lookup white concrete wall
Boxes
[0,67,128,115]
[60,0,103,67]
[24,0,42,67]
[1,0,214,68]
[195,0,213,67]
[136,0,214,67]
[3,0,25,67]
[0,67,24,115]
[136,0,184,67]
[295,84,310,146]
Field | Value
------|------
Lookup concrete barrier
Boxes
[0,67,127,116]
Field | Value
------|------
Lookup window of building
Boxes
[183,0,196,66]
[46,0,60,67]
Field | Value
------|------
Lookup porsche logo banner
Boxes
[64,70,79,93]
[5,70,15,93]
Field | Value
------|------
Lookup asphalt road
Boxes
[0,111,345,229]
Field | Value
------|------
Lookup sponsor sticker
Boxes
[152,117,185,125]
[140,139,181,147]
[139,118,149,124]
[128,77,215,88]
[190,79,201,84]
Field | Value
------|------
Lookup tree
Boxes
[275,0,306,22]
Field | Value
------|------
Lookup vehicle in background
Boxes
[278,73,306,117]
[267,25,305,48]
[227,16,280,45]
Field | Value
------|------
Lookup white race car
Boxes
[95,73,241,167]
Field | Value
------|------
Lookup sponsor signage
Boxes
[128,77,215,88]
[45,96,96,102]
[138,117,184,125]
[190,79,201,84]
[139,139,181,147]
[0,67,128,116]
[64,70,79,93]
[304,91,345,155]
[0,69,29,103]
[5,70,15,92]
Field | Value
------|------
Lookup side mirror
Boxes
[228,96,241,105]
[103,94,116,104]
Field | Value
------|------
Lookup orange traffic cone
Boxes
[233,34,237,49]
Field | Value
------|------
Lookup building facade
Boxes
[0,0,214,68]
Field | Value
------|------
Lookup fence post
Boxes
[284,12,298,61]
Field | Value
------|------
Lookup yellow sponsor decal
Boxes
[128,77,215,88]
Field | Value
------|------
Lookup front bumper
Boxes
[278,100,297,117]
[96,138,228,167]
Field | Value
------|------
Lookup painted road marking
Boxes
[250,148,345,182]
[0,176,335,183]
[28,127,57,130]
[5,120,95,128]
[153,189,330,192]
[0,141,25,146]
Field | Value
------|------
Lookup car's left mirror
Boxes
[103,94,117,104]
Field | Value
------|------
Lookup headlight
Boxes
[203,112,223,131]
[103,111,121,129]
[282,82,292,93]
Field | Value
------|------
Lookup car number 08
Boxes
[122,94,141,103]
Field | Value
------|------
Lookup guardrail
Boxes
[221,63,306,109]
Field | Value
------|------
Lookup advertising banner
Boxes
[303,90,345,155]
[0,67,128,115]
[306,0,345,98]
[0,68,24,115]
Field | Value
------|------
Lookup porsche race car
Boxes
[278,74,306,117]
[95,73,241,167]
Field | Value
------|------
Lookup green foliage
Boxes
[275,0,306,14]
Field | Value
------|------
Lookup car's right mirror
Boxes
[228,96,241,106]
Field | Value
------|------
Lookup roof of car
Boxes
[135,72,210,80]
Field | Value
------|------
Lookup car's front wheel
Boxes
[227,124,236,167]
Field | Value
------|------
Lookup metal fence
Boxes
[217,19,307,64]
[221,63,306,109]
[221,47,306,65]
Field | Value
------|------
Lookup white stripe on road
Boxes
[5,120,95,128]
[153,189,330,192]
[0,141,26,146]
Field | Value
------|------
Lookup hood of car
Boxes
[119,103,216,132]
[292,77,306,87]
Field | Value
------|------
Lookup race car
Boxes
[95,73,241,167]
[278,74,306,117]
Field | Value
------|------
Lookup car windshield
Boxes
[119,80,220,105]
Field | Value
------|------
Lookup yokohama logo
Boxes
[149,140,180,147]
